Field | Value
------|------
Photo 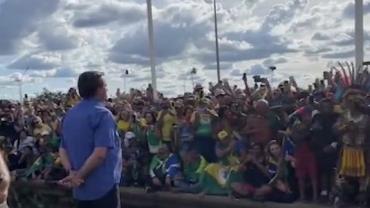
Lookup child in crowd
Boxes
[117,111,132,136]
[265,140,295,203]
[310,99,339,201]
[175,144,207,193]
[191,98,218,163]
[157,100,177,148]
[288,107,318,202]
[121,132,145,187]
[144,111,161,155]
[8,130,36,171]
[148,145,181,191]
[200,131,240,197]
[231,143,271,199]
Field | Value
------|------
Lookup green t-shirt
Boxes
[25,153,55,179]
[147,126,161,154]
[196,113,212,137]
[132,123,145,143]
[183,156,207,183]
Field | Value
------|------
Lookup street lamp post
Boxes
[269,66,277,87]
[17,80,23,104]
[191,68,197,89]
[146,0,158,100]
[355,0,364,70]
[18,66,29,104]
[213,0,221,82]
[122,69,129,93]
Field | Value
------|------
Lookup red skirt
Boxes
[294,142,317,179]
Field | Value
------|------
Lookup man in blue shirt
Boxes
[59,71,122,208]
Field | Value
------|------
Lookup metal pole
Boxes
[271,71,274,87]
[19,66,29,104]
[213,0,221,82]
[19,81,23,104]
[191,73,195,89]
[146,0,158,100]
[355,0,364,70]
[123,76,127,93]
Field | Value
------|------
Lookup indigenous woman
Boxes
[334,89,369,205]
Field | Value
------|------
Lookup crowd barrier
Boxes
[11,181,330,208]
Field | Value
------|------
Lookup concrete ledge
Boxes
[12,181,330,208]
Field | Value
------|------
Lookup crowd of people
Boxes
[1,64,370,208]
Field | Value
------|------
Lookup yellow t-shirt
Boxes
[117,120,131,132]
[158,111,177,142]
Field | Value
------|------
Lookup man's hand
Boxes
[58,171,84,188]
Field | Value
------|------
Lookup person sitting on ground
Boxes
[230,143,271,200]
[8,130,36,171]
[174,144,207,193]
[199,131,239,197]
[22,139,56,181]
[264,140,296,203]
[148,145,181,191]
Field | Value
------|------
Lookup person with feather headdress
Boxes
[333,89,370,206]
[330,62,370,207]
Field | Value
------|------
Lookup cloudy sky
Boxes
[0,0,369,99]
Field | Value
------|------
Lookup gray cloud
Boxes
[290,16,321,33]
[203,62,233,70]
[261,0,308,32]
[263,57,288,67]
[7,53,60,70]
[53,67,78,78]
[72,2,146,28]
[38,24,79,51]
[246,64,271,76]
[322,50,354,59]
[201,0,307,63]
[0,0,60,55]
[109,53,149,66]
[342,1,370,18]
[305,47,332,56]
[311,32,331,41]
[109,2,213,65]
[230,69,243,77]
[109,0,304,68]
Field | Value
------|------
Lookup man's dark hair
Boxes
[78,71,104,99]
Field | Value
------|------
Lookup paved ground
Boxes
[121,188,332,208]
